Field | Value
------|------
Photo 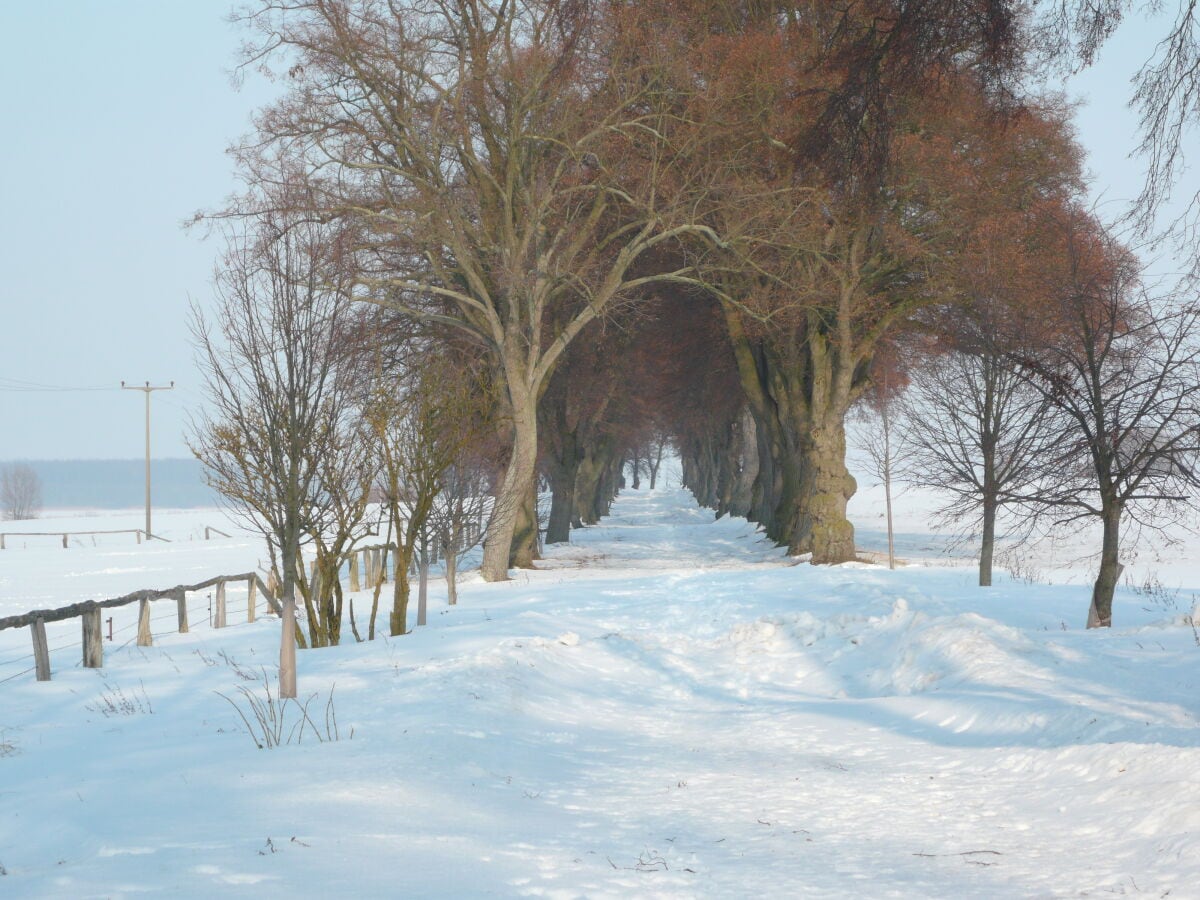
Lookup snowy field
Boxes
[2,481,1200,897]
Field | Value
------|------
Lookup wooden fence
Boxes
[0,529,167,550]
[0,540,408,685]
[0,573,281,682]
[0,522,501,686]
[0,525,241,549]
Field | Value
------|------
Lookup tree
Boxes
[899,342,1055,585]
[427,459,490,607]
[190,205,367,694]
[300,417,376,647]
[364,339,490,636]
[0,463,41,521]
[852,348,913,571]
[678,35,1079,561]
[1012,208,1200,627]
[234,0,715,582]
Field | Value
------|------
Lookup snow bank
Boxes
[2,486,1199,896]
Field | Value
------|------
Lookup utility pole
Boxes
[121,381,174,539]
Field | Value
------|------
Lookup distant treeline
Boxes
[11,459,217,509]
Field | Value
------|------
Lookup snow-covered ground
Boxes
[2,482,1199,897]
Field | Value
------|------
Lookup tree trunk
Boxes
[481,380,538,582]
[881,398,895,570]
[279,596,297,698]
[509,482,540,568]
[979,495,996,587]
[417,534,429,627]
[546,467,576,543]
[279,533,300,698]
[574,446,607,525]
[1088,506,1123,628]
[793,422,857,564]
[446,537,459,605]
[729,409,758,518]
[546,431,580,544]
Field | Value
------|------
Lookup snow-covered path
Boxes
[2,487,1200,897]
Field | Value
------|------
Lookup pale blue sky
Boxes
[0,3,1188,459]
[0,1,276,459]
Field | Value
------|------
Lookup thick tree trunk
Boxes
[509,483,539,568]
[546,431,581,544]
[600,453,622,515]
[793,422,857,564]
[1088,506,1123,628]
[729,409,758,518]
[715,424,738,518]
[481,381,538,582]
[574,443,607,525]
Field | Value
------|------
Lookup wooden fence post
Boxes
[176,589,189,633]
[31,617,50,681]
[82,606,103,668]
[247,576,257,623]
[62,534,68,549]
[349,552,360,592]
[214,581,227,629]
[1,534,6,550]
[137,598,153,646]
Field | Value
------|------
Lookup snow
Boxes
[2,480,1200,897]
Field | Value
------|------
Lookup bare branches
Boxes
[1004,209,1200,625]
[0,464,41,522]
[190,195,374,649]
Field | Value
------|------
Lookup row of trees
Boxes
[853,214,1200,626]
[191,0,1200,662]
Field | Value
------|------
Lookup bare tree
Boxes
[190,205,368,694]
[853,368,908,572]
[644,430,671,490]
[0,463,41,521]
[427,460,490,607]
[365,343,488,637]
[1012,211,1200,627]
[898,339,1056,586]
[233,0,716,582]
[301,417,376,647]
[0,465,41,520]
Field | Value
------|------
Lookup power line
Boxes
[0,376,118,393]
